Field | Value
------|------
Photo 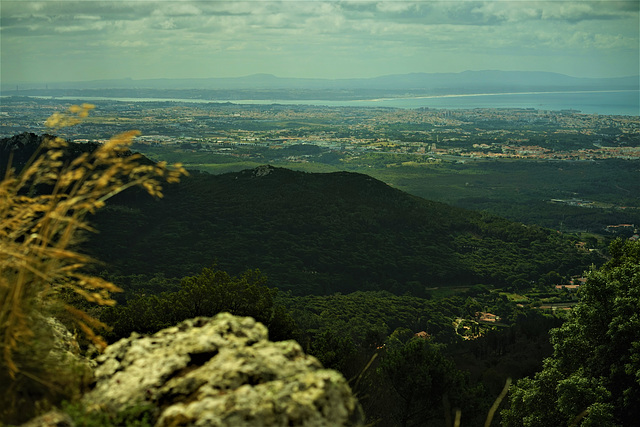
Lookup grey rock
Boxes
[20,410,74,427]
[82,313,362,426]
[42,316,89,365]
[251,164,275,177]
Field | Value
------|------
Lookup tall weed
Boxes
[0,104,186,423]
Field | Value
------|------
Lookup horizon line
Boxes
[3,70,639,87]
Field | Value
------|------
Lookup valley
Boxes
[1,100,638,426]
[2,0,639,422]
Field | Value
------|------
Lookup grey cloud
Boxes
[333,2,515,27]
[151,3,202,17]
[1,0,637,82]
[73,14,101,21]
[4,1,162,25]
[471,1,637,24]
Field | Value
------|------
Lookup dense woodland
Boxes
[1,133,638,426]
[83,164,599,297]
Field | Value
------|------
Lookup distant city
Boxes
[1,96,638,163]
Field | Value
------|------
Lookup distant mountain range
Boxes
[3,71,638,100]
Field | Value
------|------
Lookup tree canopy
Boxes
[86,166,599,295]
[502,239,640,426]
[101,267,297,342]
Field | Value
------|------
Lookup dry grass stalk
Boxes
[0,104,187,378]
[484,377,512,427]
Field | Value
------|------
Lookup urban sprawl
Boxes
[1,97,638,162]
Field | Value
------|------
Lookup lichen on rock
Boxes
[82,313,363,426]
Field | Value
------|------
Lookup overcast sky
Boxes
[1,0,638,83]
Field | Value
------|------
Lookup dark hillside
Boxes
[1,133,598,296]
[85,164,597,295]
[0,132,147,176]
[0,132,99,175]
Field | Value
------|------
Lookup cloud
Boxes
[98,39,150,48]
[471,0,636,24]
[156,19,177,30]
[152,3,202,17]
[73,14,101,21]
[52,21,108,33]
[1,0,637,81]
[376,1,417,14]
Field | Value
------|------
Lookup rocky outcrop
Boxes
[42,316,86,363]
[82,313,362,426]
[20,410,74,427]
[250,164,275,177]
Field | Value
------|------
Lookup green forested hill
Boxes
[85,164,598,295]
[1,132,617,426]
[0,133,603,295]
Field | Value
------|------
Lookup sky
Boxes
[1,0,639,84]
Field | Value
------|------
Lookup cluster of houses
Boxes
[605,224,638,241]
[475,312,501,323]
[555,276,587,292]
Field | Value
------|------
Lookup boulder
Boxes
[20,410,74,427]
[82,313,363,426]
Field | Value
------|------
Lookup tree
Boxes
[502,239,640,426]
[102,267,298,342]
[378,338,472,426]
[308,329,358,374]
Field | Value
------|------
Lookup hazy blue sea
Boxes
[353,90,640,116]
[9,90,639,116]
[233,90,638,116]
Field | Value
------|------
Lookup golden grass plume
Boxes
[0,104,187,379]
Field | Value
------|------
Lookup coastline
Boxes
[1,89,638,116]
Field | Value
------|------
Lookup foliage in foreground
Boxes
[0,105,186,424]
[502,239,640,426]
[378,337,481,426]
